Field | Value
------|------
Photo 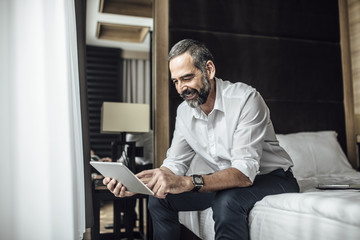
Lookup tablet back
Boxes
[90,161,154,195]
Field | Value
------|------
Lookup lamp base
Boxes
[111,138,136,173]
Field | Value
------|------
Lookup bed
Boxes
[178,131,360,240]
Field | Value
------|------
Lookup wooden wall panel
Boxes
[153,0,169,168]
[348,0,360,115]
[339,0,357,167]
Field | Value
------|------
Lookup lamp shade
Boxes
[101,102,150,134]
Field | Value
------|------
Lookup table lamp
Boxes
[101,102,150,172]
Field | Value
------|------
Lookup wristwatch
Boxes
[191,175,204,192]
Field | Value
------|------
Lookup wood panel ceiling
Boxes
[98,0,152,43]
[86,0,153,52]
[100,0,152,18]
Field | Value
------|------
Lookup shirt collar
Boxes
[192,77,224,119]
[213,77,225,113]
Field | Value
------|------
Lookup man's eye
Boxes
[173,80,178,85]
[183,76,194,81]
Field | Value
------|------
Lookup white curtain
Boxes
[122,59,151,104]
[0,0,85,239]
[121,58,153,165]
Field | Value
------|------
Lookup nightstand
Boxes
[91,175,152,240]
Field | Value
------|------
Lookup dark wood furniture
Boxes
[91,177,152,240]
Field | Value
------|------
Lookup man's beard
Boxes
[180,75,211,108]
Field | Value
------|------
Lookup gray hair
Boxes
[168,39,214,75]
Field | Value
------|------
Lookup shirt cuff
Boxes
[161,160,188,176]
[231,160,260,183]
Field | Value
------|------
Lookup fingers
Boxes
[149,174,168,198]
[104,178,136,198]
[152,181,169,198]
[113,184,136,197]
[140,176,152,185]
[152,184,168,198]
[146,175,157,189]
[140,168,162,188]
[110,168,176,199]
[100,157,112,162]
[145,168,164,189]
[137,169,155,186]
[105,178,117,192]
[103,177,111,185]
[113,181,125,197]
[136,169,155,178]
[104,178,122,194]
[138,168,169,198]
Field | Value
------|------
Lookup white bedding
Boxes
[249,190,360,240]
[178,131,360,240]
[179,171,360,240]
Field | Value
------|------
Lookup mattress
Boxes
[249,191,360,240]
[179,171,360,240]
[179,131,360,239]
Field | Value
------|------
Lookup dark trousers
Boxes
[148,168,299,240]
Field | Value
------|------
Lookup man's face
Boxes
[169,53,211,108]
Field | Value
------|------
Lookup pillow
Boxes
[276,131,354,179]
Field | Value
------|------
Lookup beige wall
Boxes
[348,0,360,134]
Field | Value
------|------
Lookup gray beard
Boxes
[181,75,211,108]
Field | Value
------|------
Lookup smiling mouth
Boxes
[185,92,197,100]
[181,88,198,101]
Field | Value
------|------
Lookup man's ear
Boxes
[206,60,216,79]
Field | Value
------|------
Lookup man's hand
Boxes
[137,167,193,198]
[102,177,136,198]
[100,157,112,162]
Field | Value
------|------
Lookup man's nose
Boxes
[176,81,186,94]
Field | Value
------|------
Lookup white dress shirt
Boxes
[161,77,293,182]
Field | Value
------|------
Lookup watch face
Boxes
[192,175,203,192]
[194,176,203,184]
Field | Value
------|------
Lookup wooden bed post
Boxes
[339,0,358,169]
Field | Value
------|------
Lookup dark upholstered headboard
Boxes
[168,0,347,154]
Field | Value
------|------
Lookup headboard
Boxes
[168,0,347,153]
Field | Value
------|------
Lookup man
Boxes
[104,39,299,240]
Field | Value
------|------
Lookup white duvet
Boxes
[179,172,360,240]
[178,132,360,239]
[249,190,360,240]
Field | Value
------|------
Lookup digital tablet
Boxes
[317,184,360,190]
[90,161,154,195]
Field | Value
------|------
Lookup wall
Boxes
[167,0,351,159]
[86,46,123,158]
[348,0,360,134]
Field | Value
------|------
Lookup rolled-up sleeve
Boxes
[230,90,269,182]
